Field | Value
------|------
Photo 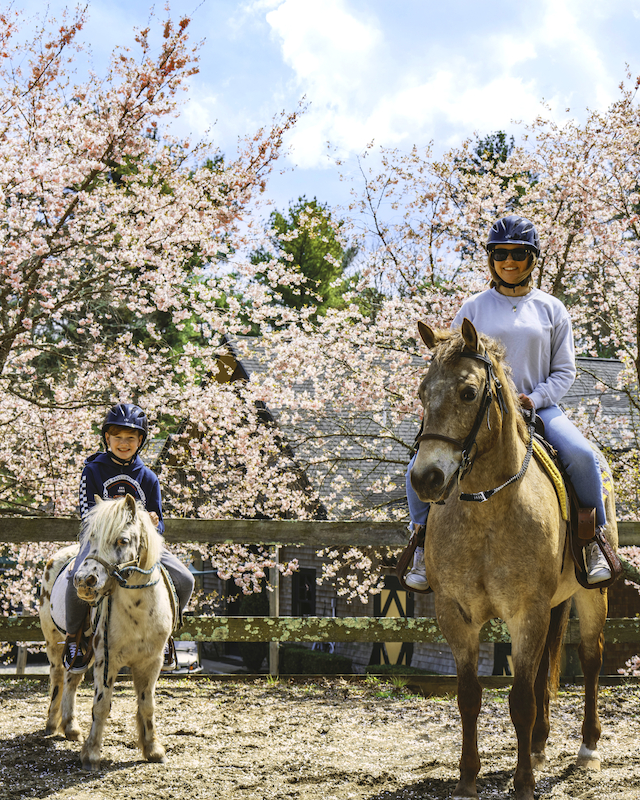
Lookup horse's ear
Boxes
[461,318,483,353]
[418,321,448,350]
[124,494,137,515]
[94,495,103,504]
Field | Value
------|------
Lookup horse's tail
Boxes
[547,598,571,696]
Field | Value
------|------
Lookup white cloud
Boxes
[263,0,634,170]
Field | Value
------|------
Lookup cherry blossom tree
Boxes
[0,6,305,635]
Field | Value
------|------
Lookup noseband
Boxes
[83,554,160,591]
[414,349,534,502]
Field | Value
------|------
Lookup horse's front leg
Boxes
[438,604,482,800]
[509,611,550,800]
[80,633,116,771]
[132,658,166,763]
[573,589,607,769]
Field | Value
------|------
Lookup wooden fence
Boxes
[2,517,640,673]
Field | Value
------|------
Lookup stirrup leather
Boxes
[396,525,432,594]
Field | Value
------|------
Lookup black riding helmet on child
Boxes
[485,215,540,291]
[101,403,148,464]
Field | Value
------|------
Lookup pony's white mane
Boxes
[83,496,162,569]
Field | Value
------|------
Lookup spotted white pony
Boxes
[39,494,176,771]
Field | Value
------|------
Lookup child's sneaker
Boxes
[161,637,177,671]
[63,634,92,673]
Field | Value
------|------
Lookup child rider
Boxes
[63,403,195,673]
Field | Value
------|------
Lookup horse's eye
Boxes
[461,386,478,402]
[116,537,130,547]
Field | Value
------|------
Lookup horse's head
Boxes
[74,494,162,604]
[411,318,523,503]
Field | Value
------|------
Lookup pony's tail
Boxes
[547,598,571,697]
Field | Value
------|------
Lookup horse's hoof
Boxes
[576,744,601,770]
[81,760,101,772]
[531,751,546,770]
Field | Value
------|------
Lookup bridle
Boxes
[414,348,535,503]
[83,554,160,595]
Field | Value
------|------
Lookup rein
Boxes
[414,348,534,503]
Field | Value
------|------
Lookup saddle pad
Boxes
[532,439,569,521]
[50,560,75,635]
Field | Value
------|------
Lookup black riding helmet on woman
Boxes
[485,215,540,293]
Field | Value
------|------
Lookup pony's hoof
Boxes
[64,726,82,742]
[531,751,546,770]
[144,742,167,763]
[81,760,101,773]
[576,744,601,770]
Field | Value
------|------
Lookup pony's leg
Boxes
[573,588,607,769]
[131,660,166,763]
[80,640,116,772]
[508,611,550,800]
[531,600,571,769]
[59,669,85,741]
[42,638,65,736]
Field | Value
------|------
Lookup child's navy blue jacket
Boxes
[79,452,165,535]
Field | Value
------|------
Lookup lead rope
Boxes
[459,419,535,503]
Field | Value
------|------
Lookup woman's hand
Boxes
[148,511,159,527]
[518,393,535,410]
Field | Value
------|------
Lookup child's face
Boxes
[105,427,143,460]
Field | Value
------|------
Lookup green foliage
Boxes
[279,644,352,674]
[251,196,357,320]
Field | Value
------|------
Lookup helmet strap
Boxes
[107,450,139,466]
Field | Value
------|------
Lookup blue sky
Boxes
[14,0,640,217]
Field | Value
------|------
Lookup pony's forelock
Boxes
[84,497,162,568]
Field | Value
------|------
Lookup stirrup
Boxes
[396,525,431,594]
[161,636,177,671]
[63,629,94,673]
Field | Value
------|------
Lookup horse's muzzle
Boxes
[410,463,456,503]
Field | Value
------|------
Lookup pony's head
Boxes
[74,494,162,603]
[411,318,526,503]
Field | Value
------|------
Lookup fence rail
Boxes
[2,615,640,646]
[2,517,640,664]
[1,517,640,547]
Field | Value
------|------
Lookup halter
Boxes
[83,554,160,591]
[414,348,534,502]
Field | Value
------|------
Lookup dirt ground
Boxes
[0,677,639,800]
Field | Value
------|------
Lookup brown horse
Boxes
[410,319,616,800]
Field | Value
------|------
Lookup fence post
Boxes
[15,609,29,674]
[269,546,280,676]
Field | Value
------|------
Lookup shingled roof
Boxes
[223,336,634,521]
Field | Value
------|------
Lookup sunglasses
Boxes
[491,248,531,262]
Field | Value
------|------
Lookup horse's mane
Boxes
[83,496,163,570]
[431,328,529,442]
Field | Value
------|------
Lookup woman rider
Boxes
[404,215,611,591]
